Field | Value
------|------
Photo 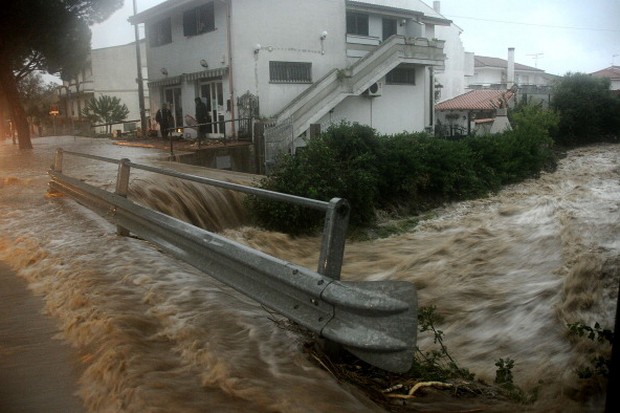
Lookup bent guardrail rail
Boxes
[48,148,417,373]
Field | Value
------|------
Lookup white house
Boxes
[466,48,559,107]
[468,53,546,89]
[57,40,149,135]
[435,88,514,136]
[130,0,448,158]
[591,66,620,91]
[424,1,474,102]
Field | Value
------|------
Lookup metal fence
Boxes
[263,116,294,171]
[48,148,418,373]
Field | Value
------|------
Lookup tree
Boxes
[82,95,129,134]
[551,72,620,145]
[0,0,123,149]
[18,72,59,136]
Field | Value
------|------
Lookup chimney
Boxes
[507,47,515,89]
[433,1,441,13]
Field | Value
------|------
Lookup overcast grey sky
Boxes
[91,0,620,76]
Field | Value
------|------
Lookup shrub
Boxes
[375,132,427,208]
[552,72,620,145]
[501,102,557,181]
[567,321,613,379]
[250,111,558,234]
[414,135,487,199]
[81,95,130,134]
[246,122,381,233]
[467,103,557,186]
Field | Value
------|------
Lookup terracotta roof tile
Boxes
[435,89,514,111]
[590,66,620,80]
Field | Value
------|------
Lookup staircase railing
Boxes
[268,35,445,143]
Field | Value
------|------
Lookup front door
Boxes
[200,81,225,137]
[164,87,183,129]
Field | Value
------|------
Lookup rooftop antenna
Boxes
[612,54,619,66]
[526,53,544,68]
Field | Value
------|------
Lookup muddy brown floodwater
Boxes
[1,137,618,412]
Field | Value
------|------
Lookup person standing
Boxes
[155,103,174,140]
[195,97,208,145]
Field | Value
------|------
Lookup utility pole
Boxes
[133,0,147,138]
[526,53,544,68]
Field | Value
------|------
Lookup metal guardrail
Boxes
[48,148,418,373]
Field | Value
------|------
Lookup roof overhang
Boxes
[346,1,451,26]
[129,0,202,25]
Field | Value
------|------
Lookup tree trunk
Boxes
[0,91,7,141]
[0,59,33,149]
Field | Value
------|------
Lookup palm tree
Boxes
[81,95,129,134]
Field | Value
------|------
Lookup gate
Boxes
[263,116,294,171]
[237,92,259,140]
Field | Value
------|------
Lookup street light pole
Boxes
[133,0,147,138]
[58,85,74,135]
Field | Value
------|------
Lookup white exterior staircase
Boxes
[264,35,445,158]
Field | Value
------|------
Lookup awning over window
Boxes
[148,67,228,87]
[148,75,182,87]
[185,67,228,81]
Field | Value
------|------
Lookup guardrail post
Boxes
[316,198,350,359]
[115,158,131,236]
[317,198,350,280]
[47,148,64,196]
[53,148,63,173]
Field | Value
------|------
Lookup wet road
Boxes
[0,261,85,413]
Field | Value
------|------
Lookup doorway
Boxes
[164,87,183,129]
[200,81,225,137]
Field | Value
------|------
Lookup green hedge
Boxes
[551,73,620,145]
[247,104,558,234]
[246,123,381,234]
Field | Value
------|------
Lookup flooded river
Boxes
[0,136,618,412]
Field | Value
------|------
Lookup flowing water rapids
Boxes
[0,136,618,413]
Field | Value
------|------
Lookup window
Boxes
[386,67,416,85]
[183,3,215,36]
[150,18,172,47]
[269,62,312,84]
[346,12,369,36]
[382,18,397,41]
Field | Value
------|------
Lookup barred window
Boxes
[149,18,172,47]
[346,12,369,36]
[386,67,416,85]
[183,3,215,36]
[269,62,312,84]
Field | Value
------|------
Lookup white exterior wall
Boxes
[230,0,346,116]
[145,1,229,117]
[434,23,468,102]
[468,67,551,87]
[319,66,429,134]
[91,41,149,124]
[138,0,444,139]
[469,67,501,86]
[515,70,548,86]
